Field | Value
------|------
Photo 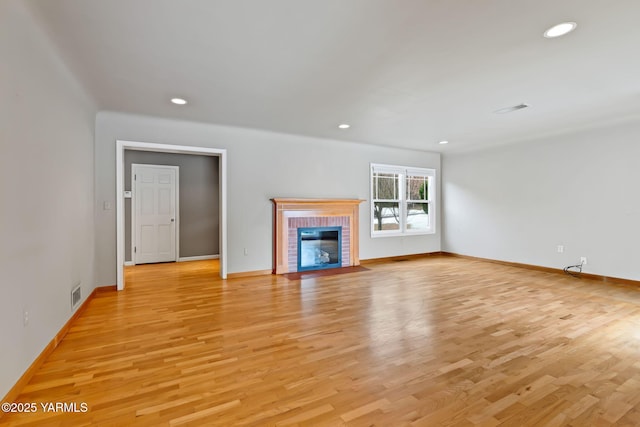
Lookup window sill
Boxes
[371,230,436,238]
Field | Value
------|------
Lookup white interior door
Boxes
[133,164,178,264]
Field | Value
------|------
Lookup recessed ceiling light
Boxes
[438,140,449,145]
[494,103,530,114]
[338,123,350,129]
[171,97,187,105]
[544,22,577,38]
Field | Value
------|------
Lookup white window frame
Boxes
[370,163,436,237]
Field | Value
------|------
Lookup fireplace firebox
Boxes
[297,227,342,271]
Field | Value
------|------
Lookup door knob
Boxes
[170,218,175,222]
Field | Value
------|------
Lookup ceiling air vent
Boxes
[494,103,530,114]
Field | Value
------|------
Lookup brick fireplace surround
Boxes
[271,198,365,274]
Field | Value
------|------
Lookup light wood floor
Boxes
[4,256,640,426]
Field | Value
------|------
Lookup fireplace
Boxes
[272,198,364,274]
[298,226,342,271]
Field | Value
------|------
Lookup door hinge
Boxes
[134,174,136,180]
[134,246,137,253]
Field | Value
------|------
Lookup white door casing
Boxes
[116,140,228,290]
[132,164,179,264]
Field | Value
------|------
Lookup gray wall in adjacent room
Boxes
[124,151,219,261]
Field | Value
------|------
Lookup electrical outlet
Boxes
[23,310,29,327]
[580,257,587,265]
[243,248,248,256]
[557,245,564,253]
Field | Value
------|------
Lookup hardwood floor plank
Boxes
[4,256,640,426]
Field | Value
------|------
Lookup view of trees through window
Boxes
[372,172,400,231]
[371,165,434,235]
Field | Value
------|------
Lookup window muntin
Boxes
[371,164,435,236]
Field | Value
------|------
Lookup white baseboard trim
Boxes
[124,261,135,266]
[178,255,219,262]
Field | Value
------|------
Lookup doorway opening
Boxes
[116,140,227,290]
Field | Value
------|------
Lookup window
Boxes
[371,163,435,236]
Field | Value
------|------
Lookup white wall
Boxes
[95,112,441,285]
[0,1,96,398]
[443,119,640,281]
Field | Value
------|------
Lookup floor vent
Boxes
[71,284,82,310]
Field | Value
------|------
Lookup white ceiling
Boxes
[27,0,640,152]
